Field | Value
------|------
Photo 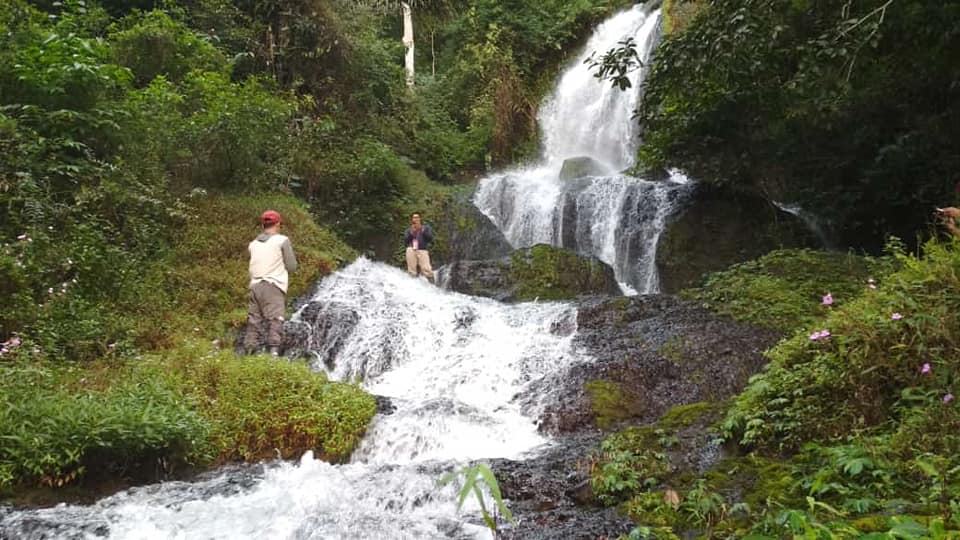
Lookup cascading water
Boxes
[0,259,589,539]
[473,5,693,294]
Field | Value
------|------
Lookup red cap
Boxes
[261,210,281,226]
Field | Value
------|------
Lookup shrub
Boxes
[0,361,210,489]
[294,133,410,247]
[110,10,228,86]
[173,71,295,189]
[171,351,377,463]
[722,240,960,452]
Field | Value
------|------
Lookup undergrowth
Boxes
[596,241,960,539]
[682,248,896,333]
[0,192,373,496]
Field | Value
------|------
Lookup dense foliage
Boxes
[724,240,960,454]
[636,0,960,250]
[591,241,960,538]
[1,0,635,350]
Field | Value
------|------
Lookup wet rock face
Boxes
[533,294,779,434]
[655,184,818,293]
[558,156,608,181]
[440,245,622,302]
[282,301,360,366]
[437,193,514,266]
[491,435,635,540]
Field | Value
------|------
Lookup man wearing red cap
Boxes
[244,210,298,356]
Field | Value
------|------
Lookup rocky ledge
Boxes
[439,244,622,302]
[491,294,779,539]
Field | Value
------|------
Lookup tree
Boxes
[364,0,453,88]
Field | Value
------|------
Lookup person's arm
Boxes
[281,238,298,272]
[939,207,960,238]
[422,224,433,244]
[403,228,413,246]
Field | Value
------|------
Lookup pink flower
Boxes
[920,363,931,375]
[822,293,834,306]
[809,330,831,341]
[891,313,903,320]
[945,393,955,404]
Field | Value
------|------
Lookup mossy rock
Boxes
[509,244,621,301]
[443,244,621,302]
[559,156,608,181]
[680,247,889,333]
[656,185,818,294]
[657,402,717,431]
[586,380,644,430]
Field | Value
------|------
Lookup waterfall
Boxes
[0,260,589,539]
[474,5,693,294]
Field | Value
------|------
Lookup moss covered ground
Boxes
[509,244,618,301]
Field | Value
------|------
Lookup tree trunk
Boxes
[401,1,415,87]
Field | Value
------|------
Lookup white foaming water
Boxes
[474,6,693,293]
[0,260,586,539]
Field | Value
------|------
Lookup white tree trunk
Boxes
[401,1,415,87]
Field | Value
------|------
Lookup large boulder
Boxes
[528,294,779,434]
[434,189,513,266]
[558,156,608,181]
[440,244,621,302]
[655,184,818,293]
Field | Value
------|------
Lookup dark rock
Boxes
[434,190,514,267]
[529,294,779,435]
[373,395,396,415]
[491,434,635,540]
[655,184,818,293]
[441,244,622,302]
[282,301,360,367]
[559,156,609,181]
[492,294,776,538]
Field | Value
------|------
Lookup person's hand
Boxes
[938,207,960,237]
[937,207,960,219]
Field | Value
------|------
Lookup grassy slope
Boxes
[1,192,375,502]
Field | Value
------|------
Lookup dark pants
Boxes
[244,281,285,351]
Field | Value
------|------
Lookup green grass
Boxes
[681,248,895,333]
[156,192,356,348]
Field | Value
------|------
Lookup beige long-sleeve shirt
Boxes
[249,232,297,293]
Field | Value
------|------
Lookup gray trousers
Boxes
[244,281,285,350]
